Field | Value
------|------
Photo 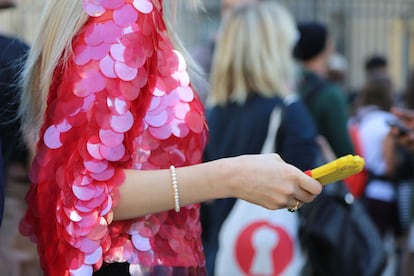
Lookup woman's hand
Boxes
[225,153,322,210]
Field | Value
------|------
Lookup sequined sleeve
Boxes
[19,1,166,275]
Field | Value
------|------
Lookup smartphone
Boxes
[386,118,410,135]
[305,154,365,185]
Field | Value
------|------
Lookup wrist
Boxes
[214,156,246,199]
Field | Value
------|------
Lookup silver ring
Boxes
[287,200,300,212]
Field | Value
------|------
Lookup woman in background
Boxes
[353,74,401,274]
[202,2,319,275]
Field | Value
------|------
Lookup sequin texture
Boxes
[19,1,208,275]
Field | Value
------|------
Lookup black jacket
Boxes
[0,34,29,168]
[0,34,29,226]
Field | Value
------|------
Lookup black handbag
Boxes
[298,182,387,276]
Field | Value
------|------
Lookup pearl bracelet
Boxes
[169,165,180,212]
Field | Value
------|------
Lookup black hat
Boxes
[293,21,328,61]
[365,54,387,72]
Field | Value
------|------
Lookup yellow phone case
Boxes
[305,154,365,185]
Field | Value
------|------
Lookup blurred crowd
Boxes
[195,0,414,275]
[2,0,414,275]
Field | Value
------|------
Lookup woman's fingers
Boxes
[284,162,322,196]
[294,185,318,204]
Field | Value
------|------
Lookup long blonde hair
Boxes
[208,1,298,106]
[20,0,203,142]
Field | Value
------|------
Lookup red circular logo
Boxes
[235,220,294,275]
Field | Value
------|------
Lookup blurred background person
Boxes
[326,52,360,116]
[292,20,389,276]
[327,52,348,88]
[0,1,41,275]
[351,54,393,112]
[195,0,262,263]
[0,19,29,184]
[293,21,354,160]
[0,142,3,226]
[393,68,414,276]
[365,54,389,79]
[354,74,402,275]
[202,2,319,275]
[0,0,13,222]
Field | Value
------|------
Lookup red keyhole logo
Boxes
[234,221,294,275]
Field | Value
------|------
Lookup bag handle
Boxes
[261,95,301,154]
[261,107,282,154]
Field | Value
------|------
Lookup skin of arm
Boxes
[383,132,397,177]
[113,153,323,220]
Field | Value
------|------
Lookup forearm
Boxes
[113,158,235,220]
[113,154,323,221]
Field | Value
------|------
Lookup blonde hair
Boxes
[20,1,87,141]
[208,1,298,106]
[20,0,203,141]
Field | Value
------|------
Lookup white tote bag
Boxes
[215,104,306,276]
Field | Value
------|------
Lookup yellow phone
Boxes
[305,154,365,185]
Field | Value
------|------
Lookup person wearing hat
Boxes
[294,21,354,158]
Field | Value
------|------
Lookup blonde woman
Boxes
[203,2,319,275]
[18,1,322,275]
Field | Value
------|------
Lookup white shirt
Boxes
[356,106,396,202]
